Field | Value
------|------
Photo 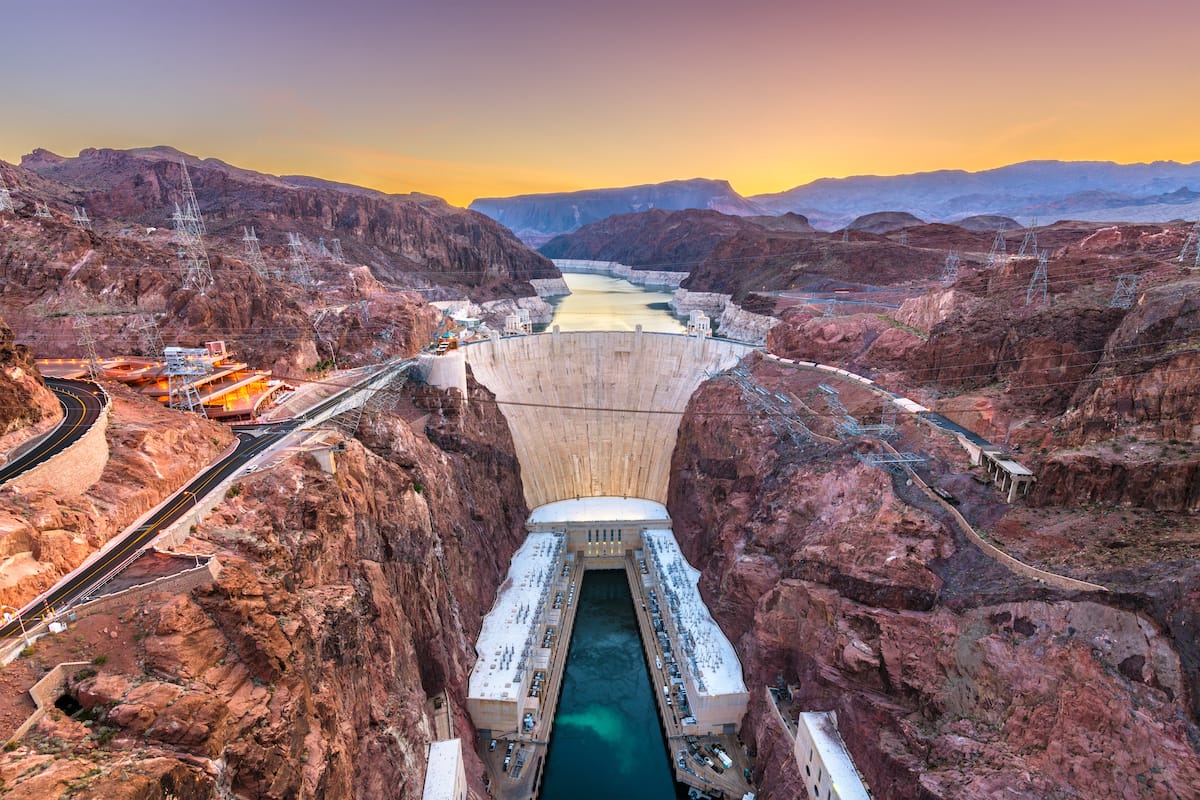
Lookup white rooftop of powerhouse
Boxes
[528,497,672,524]
[801,712,871,800]
[468,532,563,701]
[643,529,747,697]
[422,739,463,800]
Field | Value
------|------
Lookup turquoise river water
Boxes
[539,571,682,800]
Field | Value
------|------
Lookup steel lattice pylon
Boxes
[287,232,313,288]
[72,315,102,381]
[1017,218,1039,257]
[329,238,345,264]
[172,161,213,292]
[164,346,211,416]
[988,225,1007,266]
[1025,250,1049,305]
[941,251,961,285]
[1180,223,1200,269]
[137,314,165,359]
[242,226,270,277]
[1109,274,1140,309]
[0,173,14,213]
[72,206,92,230]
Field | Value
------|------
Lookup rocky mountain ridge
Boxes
[473,160,1200,237]
[8,147,559,303]
[470,178,766,245]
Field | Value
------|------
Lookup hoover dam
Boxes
[443,329,757,798]
[464,329,752,507]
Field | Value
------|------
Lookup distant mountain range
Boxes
[469,178,764,246]
[472,160,1200,240]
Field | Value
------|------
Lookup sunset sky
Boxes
[3,0,1199,206]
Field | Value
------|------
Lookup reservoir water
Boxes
[543,272,686,333]
[539,570,680,800]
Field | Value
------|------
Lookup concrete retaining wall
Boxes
[6,660,90,744]
[71,557,221,617]
[7,400,110,496]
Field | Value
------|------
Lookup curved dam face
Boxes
[465,331,754,508]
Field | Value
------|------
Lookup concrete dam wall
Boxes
[465,331,755,508]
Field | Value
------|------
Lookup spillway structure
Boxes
[451,330,757,798]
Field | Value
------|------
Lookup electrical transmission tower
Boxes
[1025,250,1049,305]
[33,201,52,218]
[137,314,165,359]
[842,227,850,243]
[72,206,92,230]
[178,159,206,237]
[287,232,313,288]
[988,225,1007,266]
[242,226,270,277]
[897,229,909,246]
[1180,223,1200,268]
[0,173,14,213]
[164,346,210,416]
[1109,274,1140,309]
[317,237,331,259]
[72,315,102,381]
[940,251,961,285]
[1017,218,1038,257]
[170,161,214,292]
[329,238,345,264]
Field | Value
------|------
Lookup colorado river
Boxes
[542,272,686,333]
[539,570,679,800]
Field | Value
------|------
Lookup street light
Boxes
[1,605,32,649]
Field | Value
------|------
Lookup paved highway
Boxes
[0,360,412,645]
[0,378,107,486]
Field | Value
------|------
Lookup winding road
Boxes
[0,360,412,645]
[0,378,107,487]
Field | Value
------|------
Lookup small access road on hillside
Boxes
[0,378,107,486]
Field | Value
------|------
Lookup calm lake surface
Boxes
[542,272,686,333]
[539,570,679,800]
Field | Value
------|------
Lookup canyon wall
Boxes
[667,363,1200,799]
[0,375,528,799]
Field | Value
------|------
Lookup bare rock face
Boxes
[1,375,527,800]
[667,369,1200,799]
[0,213,441,376]
[17,147,559,303]
[0,385,234,609]
[0,315,60,454]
